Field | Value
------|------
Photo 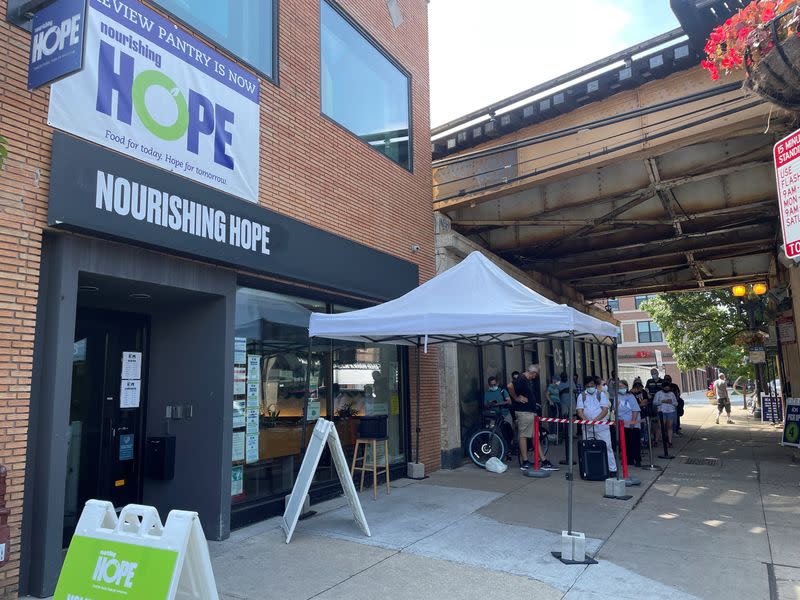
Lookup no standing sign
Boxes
[775,128,800,260]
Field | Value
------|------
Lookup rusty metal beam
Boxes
[554,239,776,279]
[577,270,772,298]
[514,219,774,261]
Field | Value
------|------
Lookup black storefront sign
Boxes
[48,133,418,301]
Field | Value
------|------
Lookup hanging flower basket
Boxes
[702,1,800,111]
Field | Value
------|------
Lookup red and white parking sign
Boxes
[775,128,800,259]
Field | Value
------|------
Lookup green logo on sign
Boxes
[54,535,178,599]
[786,421,799,444]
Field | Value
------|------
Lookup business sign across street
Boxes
[781,398,800,447]
[28,0,86,89]
[775,128,800,261]
[48,0,260,203]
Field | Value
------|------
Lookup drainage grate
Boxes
[682,457,721,467]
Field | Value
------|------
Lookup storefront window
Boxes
[232,288,328,505]
[232,289,405,511]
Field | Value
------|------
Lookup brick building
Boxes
[0,0,435,596]
[609,295,710,392]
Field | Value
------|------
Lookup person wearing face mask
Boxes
[577,375,617,476]
[616,380,642,467]
[513,365,556,471]
[654,381,678,447]
[484,376,511,422]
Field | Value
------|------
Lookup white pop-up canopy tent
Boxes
[309,251,619,346]
[307,251,620,540]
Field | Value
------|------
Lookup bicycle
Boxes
[467,405,550,468]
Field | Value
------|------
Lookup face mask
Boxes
[489,385,498,391]
[619,388,628,395]
[585,387,596,395]
[602,385,608,392]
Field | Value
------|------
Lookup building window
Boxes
[320,0,412,170]
[232,288,405,509]
[606,298,619,311]
[154,0,276,79]
[636,320,663,343]
[635,294,657,309]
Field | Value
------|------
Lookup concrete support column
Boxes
[438,343,462,469]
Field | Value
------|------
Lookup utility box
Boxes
[145,436,176,480]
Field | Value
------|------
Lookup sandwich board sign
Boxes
[282,418,370,543]
[54,500,218,599]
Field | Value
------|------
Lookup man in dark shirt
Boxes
[663,374,683,434]
[513,365,556,471]
[645,368,663,399]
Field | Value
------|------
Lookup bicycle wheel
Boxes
[468,429,506,467]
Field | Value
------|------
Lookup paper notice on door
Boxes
[121,351,142,380]
[245,433,259,464]
[247,382,259,408]
[231,465,243,496]
[234,366,246,395]
[120,379,141,408]
[233,400,246,429]
[232,431,245,462]
[247,354,261,382]
[235,337,246,352]
[234,350,246,365]
[246,408,259,434]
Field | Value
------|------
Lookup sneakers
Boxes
[727,418,735,424]
[715,416,720,424]
[520,461,531,471]
[541,460,559,471]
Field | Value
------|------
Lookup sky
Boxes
[428,0,681,128]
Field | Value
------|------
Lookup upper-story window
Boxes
[635,294,657,309]
[320,0,412,171]
[606,298,619,311]
[637,320,663,343]
[153,0,276,80]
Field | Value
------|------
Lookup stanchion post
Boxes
[641,412,662,471]
[533,417,540,471]
[618,420,628,480]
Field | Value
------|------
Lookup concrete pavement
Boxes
[26,400,800,599]
[207,401,799,600]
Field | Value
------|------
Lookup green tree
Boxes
[642,291,754,381]
[0,135,6,170]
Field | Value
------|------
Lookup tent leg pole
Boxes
[301,336,313,457]
[415,341,421,465]
[567,333,575,536]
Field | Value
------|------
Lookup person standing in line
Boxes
[576,376,617,476]
[714,372,734,424]
[617,380,642,467]
[654,381,678,447]
[630,379,650,446]
[663,374,684,436]
[645,368,663,444]
[513,365,556,471]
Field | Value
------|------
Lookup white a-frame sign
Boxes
[54,500,218,600]
[282,418,371,543]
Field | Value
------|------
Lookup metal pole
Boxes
[300,336,313,457]
[566,333,575,536]
[415,338,421,464]
[611,342,622,479]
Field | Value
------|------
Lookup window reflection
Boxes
[320,0,411,169]
[232,288,404,510]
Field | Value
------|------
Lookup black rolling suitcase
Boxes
[579,435,609,481]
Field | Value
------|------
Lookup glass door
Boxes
[64,308,149,546]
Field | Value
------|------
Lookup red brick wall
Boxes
[0,0,436,595]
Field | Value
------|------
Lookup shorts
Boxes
[660,412,676,425]
[516,412,535,438]
[717,397,731,412]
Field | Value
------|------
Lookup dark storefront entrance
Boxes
[65,308,149,546]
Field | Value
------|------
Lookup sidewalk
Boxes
[26,402,800,599]
[199,401,800,599]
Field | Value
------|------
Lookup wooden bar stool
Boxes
[350,437,390,500]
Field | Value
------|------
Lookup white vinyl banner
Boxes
[49,0,260,203]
